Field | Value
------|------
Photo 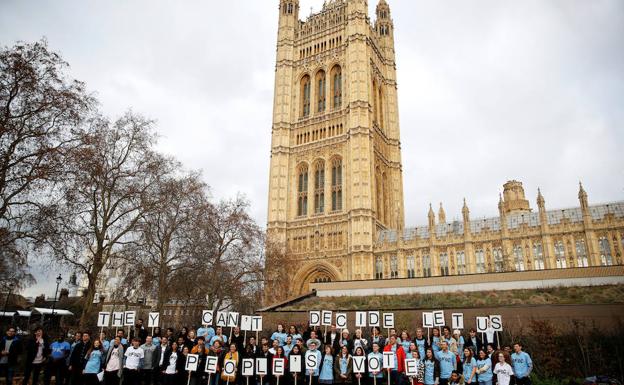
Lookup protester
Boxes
[492,353,513,385]
[306,331,322,351]
[177,346,189,385]
[82,339,104,385]
[319,345,334,385]
[511,343,532,385]
[104,336,124,385]
[289,326,302,343]
[152,328,162,347]
[407,350,424,385]
[116,330,128,348]
[69,331,91,385]
[272,346,288,385]
[0,326,21,385]
[154,337,169,385]
[160,341,179,385]
[366,343,383,384]
[338,330,352,353]
[305,341,321,385]
[22,327,50,385]
[400,331,412,356]
[475,349,492,385]
[369,328,385,350]
[435,341,456,385]
[462,348,476,384]
[124,338,145,385]
[352,346,367,384]
[209,340,225,385]
[190,337,209,385]
[289,344,304,385]
[257,343,273,385]
[413,329,427,362]
[423,348,439,385]
[220,343,239,385]
[352,329,368,355]
[431,329,441,355]
[210,327,228,347]
[197,324,215,344]
[271,324,288,347]
[383,335,405,385]
[464,330,482,356]
[44,332,70,385]
[100,332,110,352]
[324,326,339,353]
[449,370,464,385]
[231,327,245,354]
[141,336,157,385]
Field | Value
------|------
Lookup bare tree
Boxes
[120,170,208,313]
[0,40,94,289]
[48,112,172,327]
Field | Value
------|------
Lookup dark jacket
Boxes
[230,334,245,354]
[324,332,340,352]
[0,336,22,366]
[154,345,166,371]
[69,340,91,369]
[464,335,483,353]
[333,354,353,384]
[25,336,50,365]
[130,326,148,344]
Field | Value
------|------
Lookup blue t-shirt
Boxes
[414,338,426,361]
[435,350,455,379]
[511,352,532,378]
[209,335,227,346]
[400,340,411,356]
[319,354,334,381]
[423,359,435,385]
[476,358,493,382]
[305,349,322,377]
[432,336,441,353]
[463,357,476,382]
[271,332,288,346]
[50,341,71,360]
[197,327,215,341]
[102,340,110,352]
[84,350,103,374]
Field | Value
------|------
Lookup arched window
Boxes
[406,256,415,278]
[372,79,378,125]
[513,245,525,271]
[376,167,384,222]
[475,249,486,273]
[422,254,431,277]
[331,157,342,211]
[316,70,326,113]
[378,86,384,129]
[314,160,325,214]
[375,256,384,279]
[576,239,588,267]
[554,240,567,268]
[301,75,311,117]
[439,252,449,276]
[456,251,466,274]
[493,247,504,272]
[330,65,342,109]
[533,242,545,270]
[297,164,308,216]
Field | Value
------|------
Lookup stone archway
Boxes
[291,260,343,295]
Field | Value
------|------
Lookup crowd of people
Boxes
[0,321,533,385]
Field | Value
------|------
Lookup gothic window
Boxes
[406,256,415,278]
[554,240,567,268]
[372,79,378,125]
[493,247,504,272]
[599,236,613,266]
[301,75,311,117]
[456,251,466,275]
[475,249,486,273]
[422,255,431,277]
[287,3,293,14]
[390,256,398,278]
[331,157,342,211]
[314,161,325,214]
[375,167,384,222]
[533,242,545,270]
[375,256,384,280]
[331,65,342,109]
[576,239,589,267]
[378,86,384,129]
[297,164,308,216]
[439,252,449,276]
[316,70,326,113]
[313,276,331,283]
[513,245,525,271]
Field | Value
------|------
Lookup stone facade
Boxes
[264,0,624,304]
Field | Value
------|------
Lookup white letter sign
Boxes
[148,312,160,328]
[242,359,254,376]
[336,313,347,329]
[97,312,110,328]
[216,312,227,327]
[433,310,445,327]
[321,310,332,326]
[305,351,319,372]
[227,312,239,327]
[186,354,199,371]
[241,315,252,331]
[404,359,418,376]
[476,317,489,333]
[451,313,464,330]
[252,316,263,332]
[290,354,302,373]
[205,356,218,373]
[112,312,124,327]
[368,311,380,327]
[356,312,367,328]
[309,311,321,327]
[382,352,395,369]
[223,360,237,376]
[490,315,503,331]
[273,358,285,376]
[256,358,268,376]
[202,310,213,326]
[353,356,366,373]
[124,311,135,326]
[422,312,433,328]
[368,354,381,373]
[383,313,395,329]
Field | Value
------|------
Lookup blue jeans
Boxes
[479,380,492,385]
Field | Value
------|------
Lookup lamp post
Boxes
[51,274,62,316]
[3,282,15,316]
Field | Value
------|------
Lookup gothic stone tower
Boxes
[266,0,405,302]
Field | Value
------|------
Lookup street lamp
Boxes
[3,282,15,316]
[51,274,62,316]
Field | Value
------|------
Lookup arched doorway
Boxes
[291,261,342,295]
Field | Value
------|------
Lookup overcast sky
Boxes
[1,0,623,297]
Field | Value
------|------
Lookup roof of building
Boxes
[378,201,624,243]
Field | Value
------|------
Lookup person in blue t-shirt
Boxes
[462,348,477,384]
[414,328,428,361]
[434,341,456,385]
[196,325,215,343]
[44,333,70,385]
[431,329,441,354]
[475,349,493,385]
[271,324,288,347]
[423,348,439,385]
[511,343,532,385]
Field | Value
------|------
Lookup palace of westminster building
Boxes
[264,0,624,300]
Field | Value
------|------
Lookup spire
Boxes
[462,198,470,222]
[375,0,392,37]
[579,181,589,211]
[438,202,446,224]
[498,193,504,214]
[428,203,436,228]
[537,188,545,211]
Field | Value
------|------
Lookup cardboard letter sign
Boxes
[97,312,110,327]
[186,354,199,371]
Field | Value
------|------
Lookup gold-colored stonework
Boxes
[264,0,624,304]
